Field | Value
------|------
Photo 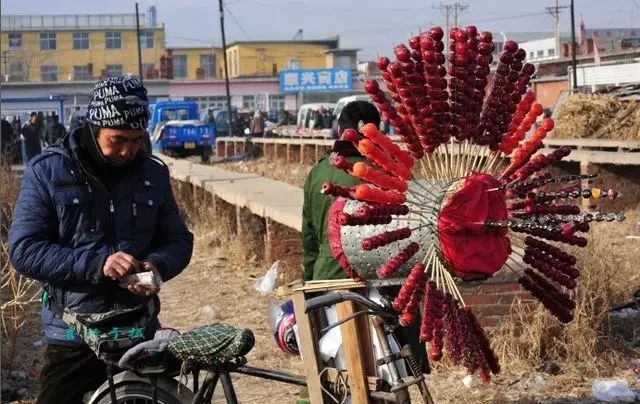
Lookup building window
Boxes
[185,96,228,110]
[105,32,122,49]
[288,59,301,70]
[8,62,25,81]
[234,49,240,75]
[335,55,351,68]
[8,33,22,50]
[268,94,285,111]
[142,63,156,78]
[229,51,236,76]
[73,32,90,50]
[40,32,57,50]
[242,95,255,109]
[537,50,544,58]
[547,48,555,57]
[529,51,534,59]
[200,55,215,77]
[73,65,91,80]
[106,64,123,77]
[172,55,187,78]
[140,31,154,49]
[41,65,58,82]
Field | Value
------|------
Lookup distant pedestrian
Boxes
[11,116,21,136]
[322,107,333,129]
[21,112,41,164]
[1,117,14,164]
[249,111,265,137]
[69,107,87,133]
[44,113,67,146]
[206,109,215,124]
[313,108,327,130]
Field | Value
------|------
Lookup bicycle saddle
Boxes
[167,323,255,368]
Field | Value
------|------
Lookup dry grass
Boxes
[492,208,640,378]
[1,164,43,399]
[171,179,268,266]
[552,93,640,140]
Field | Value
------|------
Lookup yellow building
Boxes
[166,47,225,80]
[1,14,165,83]
[225,38,348,78]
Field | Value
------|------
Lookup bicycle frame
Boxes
[89,290,432,404]
[192,363,307,404]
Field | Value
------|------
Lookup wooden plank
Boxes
[538,148,640,165]
[290,279,367,292]
[336,298,376,404]
[544,138,640,149]
[292,291,325,404]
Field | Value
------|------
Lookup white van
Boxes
[296,102,336,129]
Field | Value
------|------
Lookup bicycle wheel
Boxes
[93,382,184,404]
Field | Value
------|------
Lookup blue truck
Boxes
[148,101,215,163]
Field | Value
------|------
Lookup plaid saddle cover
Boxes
[167,323,255,368]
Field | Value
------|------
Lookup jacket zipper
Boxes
[108,199,116,254]
[57,147,120,310]
[86,182,96,232]
[132,202,138,230]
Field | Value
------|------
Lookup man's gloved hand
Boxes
[103,252,141,280]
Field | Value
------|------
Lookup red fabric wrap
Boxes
[436,172,511,278]
[327,198,363,281]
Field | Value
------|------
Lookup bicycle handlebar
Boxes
[304,291,391,314]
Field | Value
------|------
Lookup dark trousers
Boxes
[38,344,107,404]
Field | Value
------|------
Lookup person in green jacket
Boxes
[301,101,430,373]
[301,101,380,281]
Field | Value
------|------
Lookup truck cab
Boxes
[148,101,215,162]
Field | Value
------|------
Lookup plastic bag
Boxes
[592,378,638,402]
[253,261,279,295]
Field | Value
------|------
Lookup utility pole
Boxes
[219,0,234,137]
[545,1,568,58]
[433,1,469,52]
[570,0,578,90]
[135,3,144,85]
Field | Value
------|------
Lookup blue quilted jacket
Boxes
[8,128,193,346]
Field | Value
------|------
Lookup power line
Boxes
[432,1,469,54]
[473,11,548,23]
[165,34,217,45]
[224,3,251,40]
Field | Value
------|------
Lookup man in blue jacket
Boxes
[9,75,193,404]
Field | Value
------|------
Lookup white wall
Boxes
[519,37,559,62]
[571,61,640,87]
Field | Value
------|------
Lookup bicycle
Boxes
[84,291,433,404]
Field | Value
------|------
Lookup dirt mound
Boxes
[552,93,640,140]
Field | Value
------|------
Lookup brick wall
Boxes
[458,280,534,328]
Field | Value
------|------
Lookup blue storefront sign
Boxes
[279,68,352,93]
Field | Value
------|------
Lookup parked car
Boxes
[148,101,215,163]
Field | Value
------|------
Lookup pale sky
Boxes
[2,0,638,60]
